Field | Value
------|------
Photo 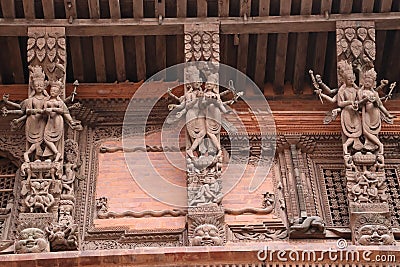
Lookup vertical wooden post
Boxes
[183,23,225,246]
[335,21,395,245]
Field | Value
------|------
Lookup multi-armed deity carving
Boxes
[311,21,396,245]
[168,65,241,208]
[167,23,242,246]
[1,27,82,252]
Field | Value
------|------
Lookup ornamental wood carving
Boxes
[310,21,396,245]
[0,27,83,253]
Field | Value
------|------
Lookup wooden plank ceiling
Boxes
[0,0,399,97]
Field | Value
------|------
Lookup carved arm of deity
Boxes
[2,94,22,109]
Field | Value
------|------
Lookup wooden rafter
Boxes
[176,0,187,68]
[236,0,251,79]
[65,0,84,82]
[375,0,393,73]
[22,0,35,19]
[109,0,126,82]
[155,0,166,77]
[274,0,291,94]
[42,0,55,19]
[197,0,207,17]
[88,0,106,82]
[254,0,269,90]
[134,0,147,81]
[313,0,332,78]
[1,0,24,84]
[292,0,312,94]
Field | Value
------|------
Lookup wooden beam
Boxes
[313,0,332,74]
[42,0,55,19]
[254,0,269,89]
[375,0,393,72]
[274,0,291,94]
[197,0,207,17]
[293,0,313,93]
[2,13,400,36]
[22,0,35,19]
[134,0,146,81]
[109,0,126,81]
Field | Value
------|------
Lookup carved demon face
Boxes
[192,224,222,246]
[15,228,49,254]
[357,224,394,245]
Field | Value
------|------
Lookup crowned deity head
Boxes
[48,79,64,100]
[337,60,355,87]
[362,68,377,89]
[29,65,48,97]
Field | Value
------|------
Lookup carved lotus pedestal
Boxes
[187,204,225,246]
[349,203,395,246]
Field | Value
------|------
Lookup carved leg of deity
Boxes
[44,140,61,162]
[24,143,41,162]
[188,133,206,158]
[363,132,383,154]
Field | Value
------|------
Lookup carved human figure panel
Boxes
[15,228,50,253]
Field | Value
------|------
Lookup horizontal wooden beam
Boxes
[1,13,400,36]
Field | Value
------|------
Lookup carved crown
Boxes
[49,79,64,89]
[338,60,353,77]
[363,68,377,81]
[29,65,46,82]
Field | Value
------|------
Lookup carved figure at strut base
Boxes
[15,227,50,253]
